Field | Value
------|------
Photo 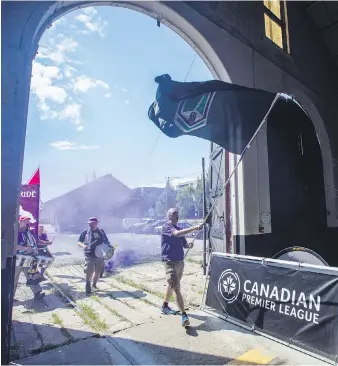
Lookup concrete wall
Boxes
[186,1,338,233]
[2,1,338,268]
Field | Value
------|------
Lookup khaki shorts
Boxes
[163,260,184,289]
[84,257,105,277]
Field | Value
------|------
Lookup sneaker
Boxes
[181,314,190,327]
[34,291,45,301]
[161,306,178,315]
[85,283,91,294]
[92,283,98,290]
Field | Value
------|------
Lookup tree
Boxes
[176,176,208,219]
[194,178,204,219]
[155,182,176,218]
[155,199,166,218]
[176,185,196,219]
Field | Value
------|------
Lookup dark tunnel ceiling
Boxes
[305,1,338,67]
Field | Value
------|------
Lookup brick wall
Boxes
[186,1,338,221]
[186,1,338,98]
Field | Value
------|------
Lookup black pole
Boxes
[202,158,207,275]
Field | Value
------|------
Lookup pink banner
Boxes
[20,184,40,237]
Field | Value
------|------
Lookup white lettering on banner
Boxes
[260,283,269,298]
[281,288,291,302]
[296,293,307,308]
[309,295,320,312]
[279,305,319,324]
[244,280,251,292]
[20,191,37,198]
[270,286,279,301]
[222,272,322,325]
[241,294,276,311]
[251,282,258,295]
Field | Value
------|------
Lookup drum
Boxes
[272,246,329,266]
[36,248,55,269]
[35,255,54,269]
[16,249,55,269]
[16,254,35,268]
[95,243,115,260]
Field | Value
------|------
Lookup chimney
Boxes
[92,172,96,181]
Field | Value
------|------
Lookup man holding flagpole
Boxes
[161,208,203,327]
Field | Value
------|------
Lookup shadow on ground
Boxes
[12,320,250,365]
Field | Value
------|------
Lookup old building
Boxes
[2,2,338,362]
[40,174,148,233]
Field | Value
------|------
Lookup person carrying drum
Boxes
[14,216,45,300]
[77,217,110,294]
[37,225,53,280]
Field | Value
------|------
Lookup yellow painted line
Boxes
[227,348,275,365]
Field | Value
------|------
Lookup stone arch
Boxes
[23,1,231,82]
[282,87,337,227]
[3,0,237,263]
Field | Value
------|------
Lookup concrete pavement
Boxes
[11,256,329,365]
[16,309,327,365]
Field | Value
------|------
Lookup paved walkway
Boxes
[11,256,328,365]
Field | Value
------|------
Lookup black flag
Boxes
[148,74,278,154]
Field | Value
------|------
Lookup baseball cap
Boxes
[19,216,31,222]
[87,217,99,224]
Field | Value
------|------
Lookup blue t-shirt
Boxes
[161,222,189,262]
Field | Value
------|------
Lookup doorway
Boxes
[267,98,327,252]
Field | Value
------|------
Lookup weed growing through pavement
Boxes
[185,258,203,266]
[92,296,130,323]
[114,275,175,302]
[78,303,108,332]
[51,313,73,340]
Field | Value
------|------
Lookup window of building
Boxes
[263,0,290,53]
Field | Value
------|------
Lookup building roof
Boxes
[139,174,201,190]
[43,174,132,207]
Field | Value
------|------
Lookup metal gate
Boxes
[208,143,227,253]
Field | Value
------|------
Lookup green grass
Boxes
[51,313,73,340]
[114,275,174,302]
[51,313,63,327]
[22,309,38,314]
[92,295,130,323]
[109,279,158,306]
[78,303,108,332]
[185,258,203,266]
[48,275,109,334]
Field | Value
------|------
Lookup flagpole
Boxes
[184,93,281,259]
[26,166,40,236]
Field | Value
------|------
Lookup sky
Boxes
[23,6,213,202]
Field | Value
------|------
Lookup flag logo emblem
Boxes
[174,92,215,132]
